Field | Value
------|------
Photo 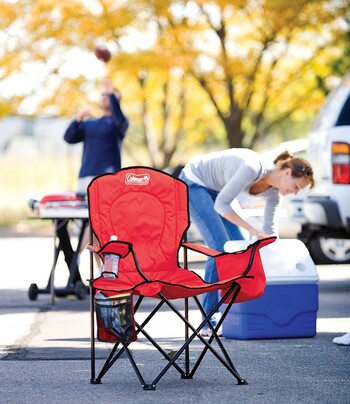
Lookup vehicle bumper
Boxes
[303,197,343,229]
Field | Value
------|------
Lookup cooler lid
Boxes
[224,239,319,284]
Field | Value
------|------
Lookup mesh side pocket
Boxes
[95,293,137,342]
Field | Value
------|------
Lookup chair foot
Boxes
[237,379,248,385]
[143,384,156,390]
[181,375,193,379]
[90,378,102,385]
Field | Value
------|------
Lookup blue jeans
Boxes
[179,172,244,328]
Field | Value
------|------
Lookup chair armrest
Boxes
[183,236,277,259]
[86,244,100,254]
[182,242,223,257]
[86,240,132,259]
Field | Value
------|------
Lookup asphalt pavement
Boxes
[0,234,349,403]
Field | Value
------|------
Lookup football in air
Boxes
[94,45,111,63]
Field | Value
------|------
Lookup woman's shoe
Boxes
[200,328,223,337]
[333,332,350,345]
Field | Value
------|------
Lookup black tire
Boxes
[28,283,39,301]
[74,280,87,300]
[308,235,350,265]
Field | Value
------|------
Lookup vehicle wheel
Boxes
[308,235,350,265]
[74,280,87,300]
[28,283,39,301]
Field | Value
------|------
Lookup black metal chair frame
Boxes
[89,238,263,390]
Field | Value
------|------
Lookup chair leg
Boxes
[147,286,246,388]
[190,288,248,384]
[92,340,150,388]
[93,342,122,383]
[91,297,144,384]
[92,295,146,383]
[90,281,97,384]
[92,295,187,386]
[90,286,247,388]
[121,342,148,389]
[184,297,190,377]
[134,301,187,378]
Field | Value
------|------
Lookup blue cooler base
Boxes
[222,284,318,340]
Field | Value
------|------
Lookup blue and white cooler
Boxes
[222,238,319,339]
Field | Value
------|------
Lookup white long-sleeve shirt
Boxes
[183,148,280,234]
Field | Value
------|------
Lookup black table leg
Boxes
[29,217,89,301]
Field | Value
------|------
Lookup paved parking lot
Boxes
[0,235,349,403]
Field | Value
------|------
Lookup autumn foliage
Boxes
[0,0,349,167]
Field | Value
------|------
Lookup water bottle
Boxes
[103,235,119,279]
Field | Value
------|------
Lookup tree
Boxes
[316,15,350,96]
[158,0,350,148]
[0,0,349,166]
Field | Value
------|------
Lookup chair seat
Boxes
[93,265,244,299]
[93,237,273,302]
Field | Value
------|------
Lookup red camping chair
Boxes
[87,167,276,390]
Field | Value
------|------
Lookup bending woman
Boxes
[179,148,315,336]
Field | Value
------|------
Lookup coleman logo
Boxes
[125,173,150,185]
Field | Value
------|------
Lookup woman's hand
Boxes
[249,230,273,240]
[102,78,114,93]
[76,109,92,122]
[102,78,121,99]
[224,210,274,241]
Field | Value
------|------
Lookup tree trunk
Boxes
[223,109,243,148]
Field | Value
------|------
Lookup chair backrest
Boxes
[88,167,190,272]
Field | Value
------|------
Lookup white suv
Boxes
[298,74,350,264]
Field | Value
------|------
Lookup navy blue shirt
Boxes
[64,94,129,178]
